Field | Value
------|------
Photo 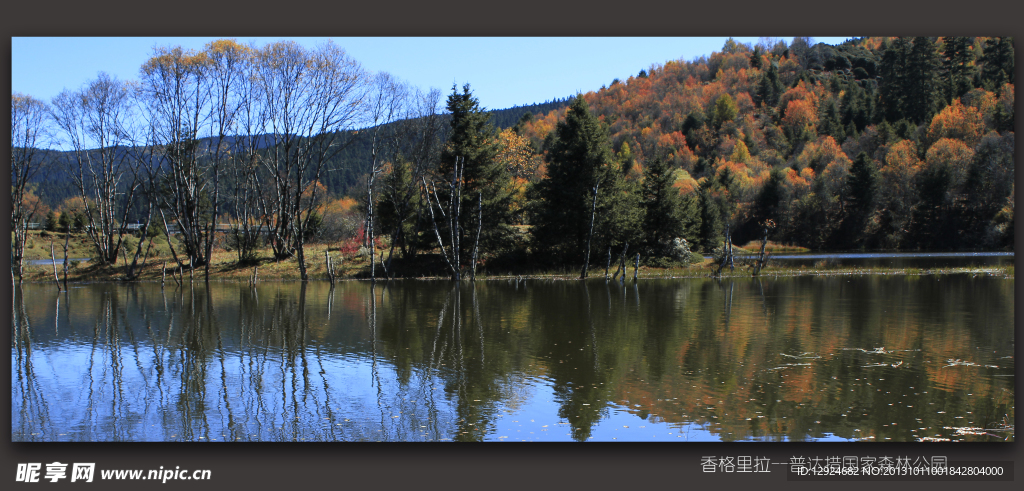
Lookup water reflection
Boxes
[12,274,1014,442]
[766,251,1013,269]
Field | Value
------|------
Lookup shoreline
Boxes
[14,264,1014,284]
[14,232,1014,283]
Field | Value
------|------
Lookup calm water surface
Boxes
[756,251,1013,269]
[12,273,1014,442]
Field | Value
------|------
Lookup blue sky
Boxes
[13,37,851,111]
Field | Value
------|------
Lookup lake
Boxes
[12,271,1014,442]
[762,251,1014,269]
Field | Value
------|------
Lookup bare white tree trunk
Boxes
[423,156,465,280]
[580,183,600,280]
[471,192,482,281]
[11,94,51,281]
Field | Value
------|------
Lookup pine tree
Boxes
[435,84,515,263]
[73,212,87,233]
[905,37,941,125]
[681,110,707,151]
[980,37,1014,89]
[531,96,639,267]
[695,186,723,253]
[44,211,58,232]
[58,211,72,232]
[841,81,869,132]
[754,167,786,225]
[755,61,784,108]
[750,45,764,70]
[912,163,954,249]
[377,159,421,258]
[879,37,912,123]
[640,158,691,256]
[942,36,976,102]
[818,97,846,142]
[841,152,880,246]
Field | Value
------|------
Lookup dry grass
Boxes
[16,231,387,283]
[736,240,810,253]
[14,231,1014,282]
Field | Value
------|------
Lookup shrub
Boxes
[226,228,263,265]
[303,211,324,242]
[44,211,58,232]
[668,237,694,263]
[72,213,87,233]
[58,212,72,232]
[644,256,681,269]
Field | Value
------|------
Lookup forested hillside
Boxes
[26,98,571,208]
[516,36,1014,252]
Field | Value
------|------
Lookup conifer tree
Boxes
[906,37,941,125]
[942,36,976,102]
[749,45,764,70]
[377,159,421,258]
[754,167,786,225]
[841,152,880,246]
[58,211,72,232]
[879,37,912,123]
[845,81,875,132]
[44,211,58,232]
[435,84,515,264]
[531,96,639,267]
[756,61,784,109]
[640,158,692,256]
[818,97,846,142]
[695,185,723,253]
[980,37,1014,89]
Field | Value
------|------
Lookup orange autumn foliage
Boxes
[881,140,923,208]
[324,196,358,215]
[794,136,849,172]
[961,88,997,128]
[58,196,90,215]
[926,99,985,147]
[782,99,818,133]
[673,170,699,196]
[20,189,49,220]
[496,128,543,182]
[778,80,819,110]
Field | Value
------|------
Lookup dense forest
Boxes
[516,36,1015,253]
[11,37,1015,281]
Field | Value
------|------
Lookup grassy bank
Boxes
[735,240,810,253]
[14,230,1014,283]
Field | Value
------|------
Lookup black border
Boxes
[4,2,1021,490]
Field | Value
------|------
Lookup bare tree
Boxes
[199,39,249,280]
[11,93,53,280]
[379,87,446,274]
[423,156,465,280]
[140,46,215,271]
[255,41,366,280]
[120,114,159,281]
[226,42,270,266]
[580,180,602,279]
[364,72,408,281]
[50,73,142,266]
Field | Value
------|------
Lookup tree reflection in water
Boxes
[11,275,1015,442]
